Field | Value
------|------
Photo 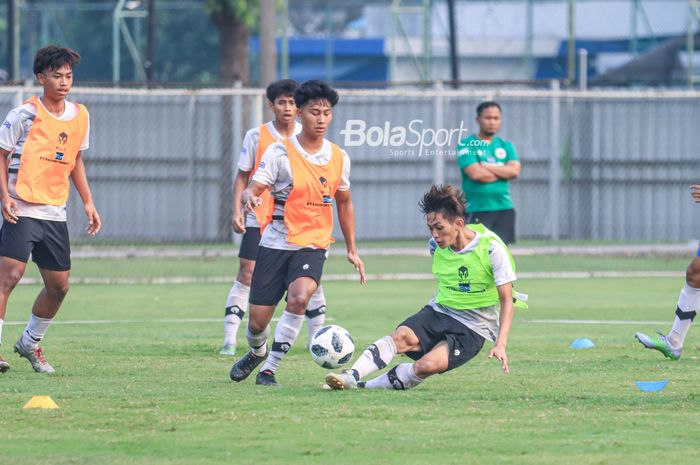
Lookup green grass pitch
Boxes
[1,257,699,464]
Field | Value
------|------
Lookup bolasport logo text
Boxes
[339,119,470,157]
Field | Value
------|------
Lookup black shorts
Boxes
[399,305,485,372]
[0,217,71,271]
[238,227,261,260]
[466,208,516,244]
[249,246,326,306]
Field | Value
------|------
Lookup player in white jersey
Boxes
[0,46,101,374]
[635,185,700,360]
[326,185,524,390]
[220,80,329,356]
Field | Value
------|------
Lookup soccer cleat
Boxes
[255,369,280,387]
[230,349,267,382]
[635,332,682,360]
[0,356,10,373]
[325,370,358,390]
[219,344,237,356]
[13,339,55,373]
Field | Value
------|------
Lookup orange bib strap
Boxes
[283,140,344,249]
[15,96,88,205]
[254,123,278,230]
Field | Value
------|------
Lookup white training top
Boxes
[427,234,517,342]
[0,98,90,221]
[237,120,302,228]
[251,135,351,251]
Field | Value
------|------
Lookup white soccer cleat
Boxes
[635,332,682,360]
[14,338,55,373]
[325,370,358,390]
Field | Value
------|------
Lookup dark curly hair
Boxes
[419,185,466,222]
[294,80,339,108]
[33,45,81,76]
[266,79,299,103]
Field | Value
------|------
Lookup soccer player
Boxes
[220,79,329,356]
[635,184,700,360]
[230,80,365,386]
[456,101,520,244]
[0,45,101,374]
[326,185,524,390]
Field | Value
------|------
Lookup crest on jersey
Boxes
[55,132,68,161]
[320,176,332,204]
[458,266,470,291]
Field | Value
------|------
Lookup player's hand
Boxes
[242,196,262,214]
[1,195,19,224]
[488,344,509,374]
[346,251,366,285]
[84,202,101,235]
[232,210,246,234]
[691,185,700,203]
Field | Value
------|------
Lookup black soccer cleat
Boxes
[230,350,267,382]
[255,369,280,387]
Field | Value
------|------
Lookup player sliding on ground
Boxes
[221,79,329,356]
[326,185,526,390]
[229,80,365,387]
[635,184,700,360]
[0,46,101,374]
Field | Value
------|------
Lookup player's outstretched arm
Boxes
[0,148,18,224]
[70,152,101,235]
[335,189,366,285]
[488,282,514,374]
[241,181,268,214]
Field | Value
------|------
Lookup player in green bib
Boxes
[456,101,520,244]
[326,185,526,390]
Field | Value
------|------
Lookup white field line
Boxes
[2,316,333,326]
[528,319,669,325]
[15,270,684,286]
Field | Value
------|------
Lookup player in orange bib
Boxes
[230,80,365,386]
[221,80,330,357]
[0,46,101,374]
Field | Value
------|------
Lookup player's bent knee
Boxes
[0,270,23,294]
[413,358,445,378]
[46,281,70,299]
[686,261,700,287]
[286,292,310,313]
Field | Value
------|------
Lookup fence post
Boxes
[549,80,561,240]
[433,80,445,186]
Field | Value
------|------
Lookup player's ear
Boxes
[267,100,274,110]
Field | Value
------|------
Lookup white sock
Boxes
[223,281,249,347]
[305,285,327,344]
[261,310,304,373]
[0,318,3,346]
[364,363,424,390]
[668,283,700,349]
[22,314,53,349]
[349,335,397,381]
[246,324,270,357]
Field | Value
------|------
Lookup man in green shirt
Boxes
[325,185,524,390]
[456,101,520,244]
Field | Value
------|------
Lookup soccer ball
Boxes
[309,325,355,369]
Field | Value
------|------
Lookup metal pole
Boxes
[447,0,458,88]
[630,0,639,55]
[8,0,20,80]
[422,0,431,83]
[578,48,588,90]
[324,3,334,83]
[281,0,289,79]
[146,0,156,83]
[113,0,126,83]
[433,80,445,185]
[524,0,534,78]
[260,0,276,87]
[689,0,697,87]
[549,80,561,240]
[567,0,575,86]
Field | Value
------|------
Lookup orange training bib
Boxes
[15,96,88,205]
[283,139,343,249]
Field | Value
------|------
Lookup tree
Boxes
[205,0,258,83]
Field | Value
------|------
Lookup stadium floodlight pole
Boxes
[281,0,289,79]
[8,0,20,81]
[260,0,276,87]
[324,3,334,84]
[146,0,156,83]
[113,0,125,82]
[447,0,458,88]
[689,0,699,87]
[567,0,576,87]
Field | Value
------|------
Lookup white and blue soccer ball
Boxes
[309,325,355,369]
